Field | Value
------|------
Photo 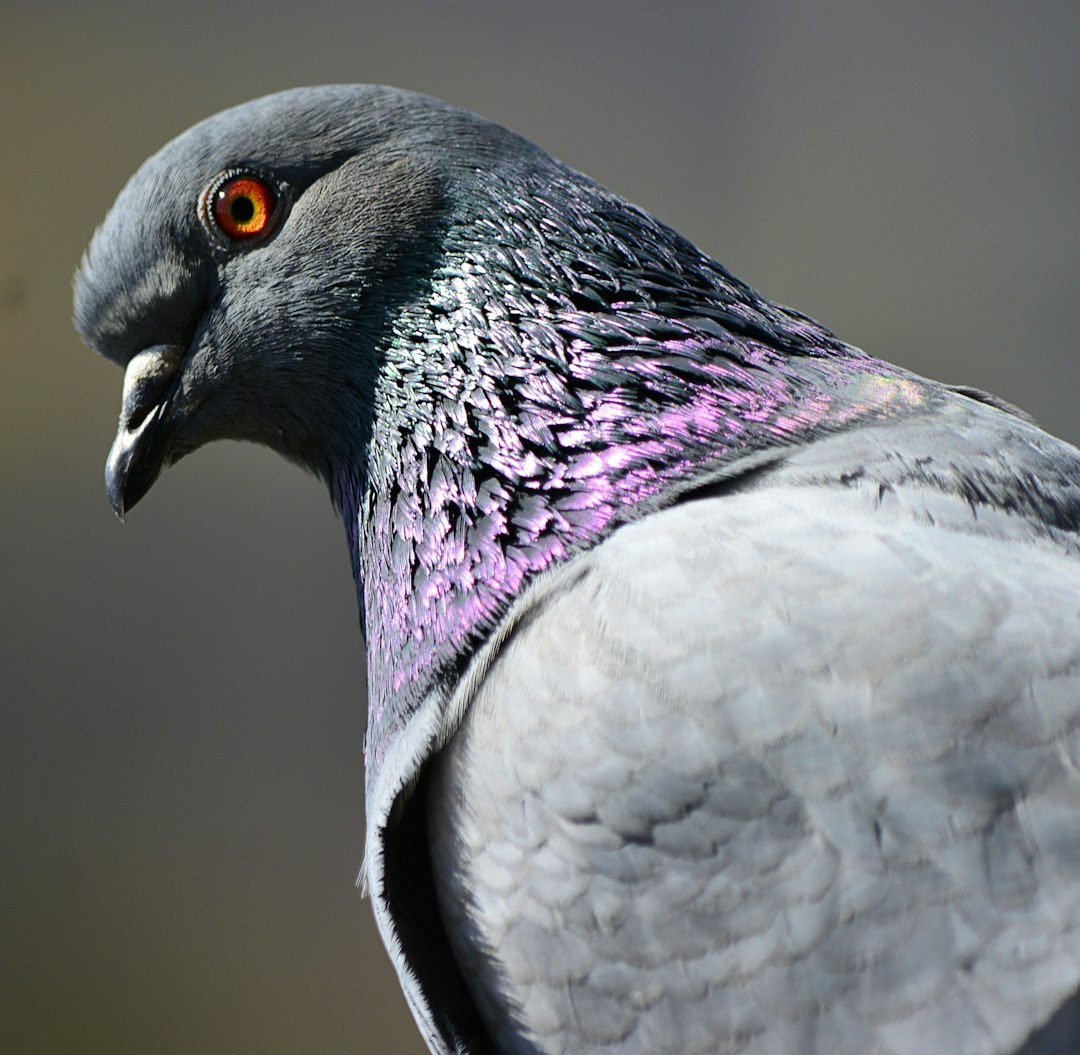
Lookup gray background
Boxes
[3,2,1078,1052]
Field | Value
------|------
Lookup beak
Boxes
[105,344,187,519]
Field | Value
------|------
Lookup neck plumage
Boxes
[331,166,926,788]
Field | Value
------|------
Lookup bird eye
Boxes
[205,173,280,242]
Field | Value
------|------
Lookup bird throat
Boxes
[331,169,927,796]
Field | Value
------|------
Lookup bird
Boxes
[73,85,1080,1055]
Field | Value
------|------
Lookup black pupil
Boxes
[230,195,256,224]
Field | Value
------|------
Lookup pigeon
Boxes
[73,86,1080,1055]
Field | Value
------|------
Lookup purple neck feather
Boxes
[331,166,926,793]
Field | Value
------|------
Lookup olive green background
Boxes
[3,3,1078,1052]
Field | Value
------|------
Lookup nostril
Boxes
[118,344,185,433]
[124,399,157,433]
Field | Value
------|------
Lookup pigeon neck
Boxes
[333,167,928,786]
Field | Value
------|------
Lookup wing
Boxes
[426,410,1080,1055]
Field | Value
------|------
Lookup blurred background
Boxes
[3,2,1078,1052]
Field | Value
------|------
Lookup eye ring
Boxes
[200,169,287,248]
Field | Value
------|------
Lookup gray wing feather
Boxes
[427,418,1080,1055]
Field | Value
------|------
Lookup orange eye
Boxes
[210,175,277,241]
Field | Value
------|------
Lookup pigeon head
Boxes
[74,85,534,515]
[77,85,930,781]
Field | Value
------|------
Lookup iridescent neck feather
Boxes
[330,163,924,788]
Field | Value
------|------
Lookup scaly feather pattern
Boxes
[342,161,927,788]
